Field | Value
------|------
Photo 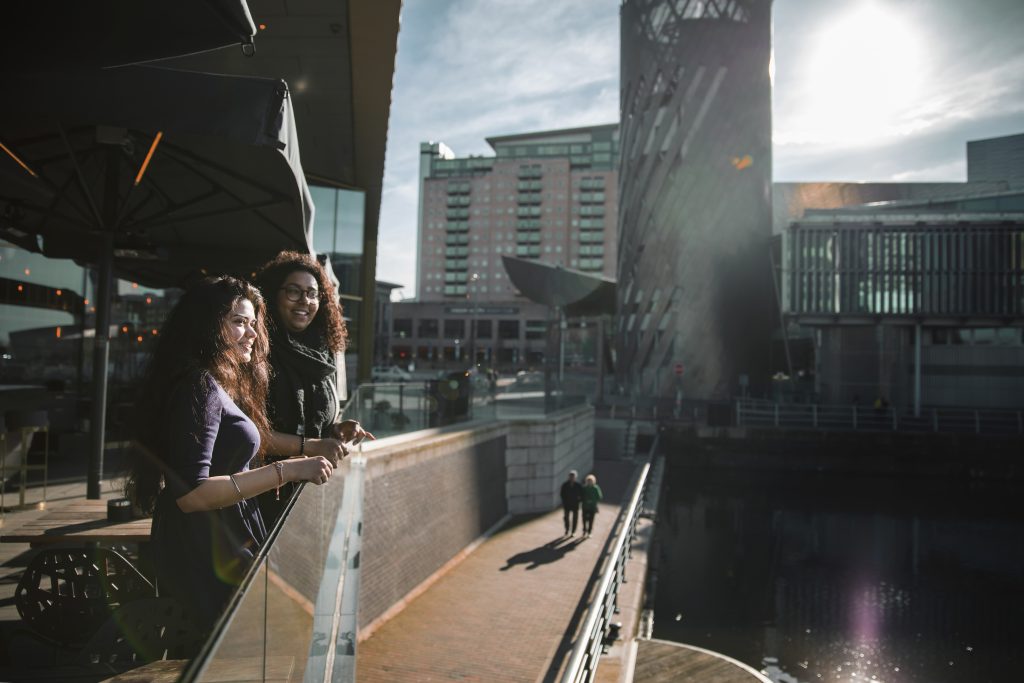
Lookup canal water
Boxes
[652,460,1024,683]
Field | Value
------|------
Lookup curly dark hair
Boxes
[126,276,272,513]
[254,250,346,353]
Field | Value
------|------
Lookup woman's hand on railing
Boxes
[286,455,336,485]
[305,437,349,467]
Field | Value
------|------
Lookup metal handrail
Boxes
[735,399,1024,436]
[559,436,658,683]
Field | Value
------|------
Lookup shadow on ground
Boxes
[499,536,585,571]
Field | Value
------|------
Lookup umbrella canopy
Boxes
[3,1,256,73]
[0,64,313,499]
[1,65,313,287]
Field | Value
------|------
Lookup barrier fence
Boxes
[735,399,1024,436]
[559,435,657,683]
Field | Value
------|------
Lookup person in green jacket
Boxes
[580,474,603,538]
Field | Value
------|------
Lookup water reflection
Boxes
[653,462,1024,682]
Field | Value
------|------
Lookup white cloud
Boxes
[890,160,966,183]
[376,0,621,297]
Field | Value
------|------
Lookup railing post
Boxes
[932,408,939,433]
[975,411,981,434]
[610,405,615,419]
[774,403,779,427]
[891,407,898,431]
[852,405,858,430]
[1018,411,1022,435]
[812,404,818,428]
[736,400,742,426]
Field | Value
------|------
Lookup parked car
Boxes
[372,366,412,382]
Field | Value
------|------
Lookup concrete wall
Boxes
[359,421,509,631]
[356,403,594,634]
[505,405,595,514]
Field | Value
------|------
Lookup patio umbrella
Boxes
[0,65,313,497]
[3,0,256,73]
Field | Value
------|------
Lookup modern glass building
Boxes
[781,188,1024,409]
[618,0,775,399]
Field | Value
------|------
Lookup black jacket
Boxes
[560,480,583,507]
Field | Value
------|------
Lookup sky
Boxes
[376,0,1024,299]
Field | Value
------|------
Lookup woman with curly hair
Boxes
[254,251,373,523]
[127,276,335,628]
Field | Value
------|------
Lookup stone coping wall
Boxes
[505,405,595,514]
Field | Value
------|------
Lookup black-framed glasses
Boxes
[280,285,320,302]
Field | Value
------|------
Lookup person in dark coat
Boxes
[127,276,336,631]
[254,252,374,526]
[560,470,584,536]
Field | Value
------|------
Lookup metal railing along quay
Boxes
[735,399,1024,436]
[560,437,658,683]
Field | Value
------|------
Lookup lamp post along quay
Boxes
[468,273,480,368]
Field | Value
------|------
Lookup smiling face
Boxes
[276,270,320,334]
[225,298,258,362]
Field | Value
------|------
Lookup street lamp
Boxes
[468,272,480,369]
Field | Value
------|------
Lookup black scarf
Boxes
[266,326,338,438]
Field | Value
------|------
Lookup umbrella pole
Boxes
[87,148,119,499]
[87,243,113,499]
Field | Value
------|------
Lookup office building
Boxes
[778,135,1024,409]
[391,124,619,370]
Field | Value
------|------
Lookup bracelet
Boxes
[228,474,244,502]
[299,433,305,456]
[273,461,285,501]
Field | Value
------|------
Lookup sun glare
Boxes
[789,2,927,147]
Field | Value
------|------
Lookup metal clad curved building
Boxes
[618,0,774,398]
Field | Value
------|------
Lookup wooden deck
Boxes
[0,499,151,545]
[633,639,771,683]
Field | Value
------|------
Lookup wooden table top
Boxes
[0,499,152,545]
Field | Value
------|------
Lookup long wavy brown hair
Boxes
[255,251,346,353]
[126,276,272,513]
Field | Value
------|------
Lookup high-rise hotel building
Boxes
[390,124,619,368]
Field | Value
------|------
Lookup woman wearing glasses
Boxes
[127,276,335,628]
[254,251,373,524]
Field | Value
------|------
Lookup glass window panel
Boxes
[310,186,365,257]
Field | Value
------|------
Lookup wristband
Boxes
[273,461,285,500]
[299,433,306,456]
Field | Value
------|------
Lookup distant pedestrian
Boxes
[560,470,583,536]
[581,474,603,538]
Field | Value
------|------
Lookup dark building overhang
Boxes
[501,256,616,317]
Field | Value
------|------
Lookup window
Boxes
[498,320,520,340]
[417,319,439,338]
[525,320,546,340]
[393,318,412,338]
[444,319,465,339]
[476,319,492,339]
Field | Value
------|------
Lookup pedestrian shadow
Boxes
[499,536,584,571]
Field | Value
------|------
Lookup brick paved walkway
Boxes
[358,461,637,683]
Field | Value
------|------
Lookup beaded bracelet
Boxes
[273,461,285,500]
[299,433,305,456]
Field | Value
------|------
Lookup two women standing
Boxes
[127,252,371,630]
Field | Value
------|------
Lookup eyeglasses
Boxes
[280,285,320,302]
